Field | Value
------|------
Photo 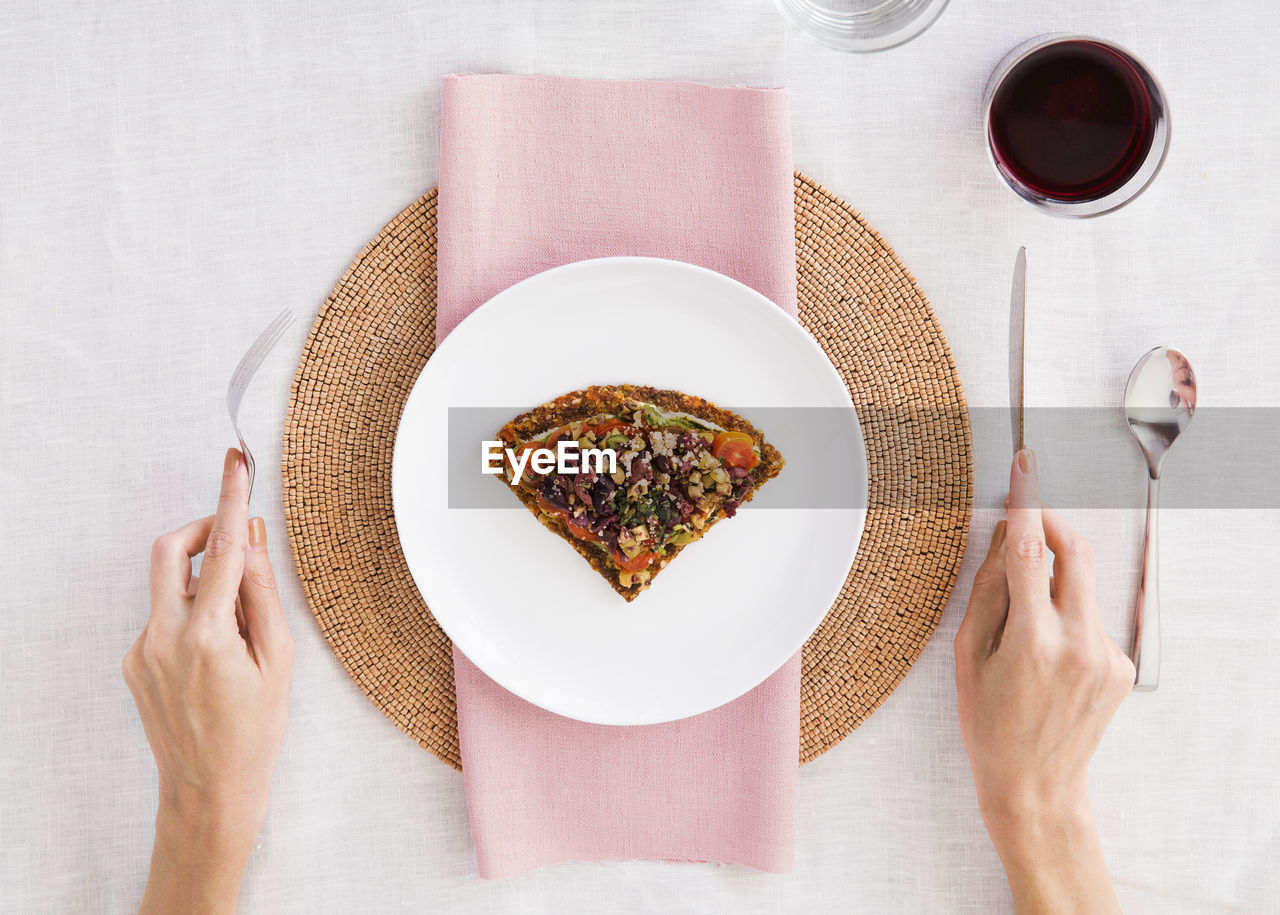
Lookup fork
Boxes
[227,308,296,502]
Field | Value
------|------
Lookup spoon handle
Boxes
[1132,473,1161,690]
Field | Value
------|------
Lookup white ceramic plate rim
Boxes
[391,257,866,724]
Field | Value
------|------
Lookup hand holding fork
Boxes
[226,309,296,502]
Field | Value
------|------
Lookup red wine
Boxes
[988,40,1156,202]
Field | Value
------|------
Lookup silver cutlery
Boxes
[1123,347,1198,690]
[1009,246,1026,453]
[226,309,296,502]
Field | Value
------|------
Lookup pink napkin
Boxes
[437,74,799,879]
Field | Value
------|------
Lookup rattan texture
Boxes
[282,173,973,770]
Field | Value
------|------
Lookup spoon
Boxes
[1123,347,1197,691]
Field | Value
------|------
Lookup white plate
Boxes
[392,257,866,725]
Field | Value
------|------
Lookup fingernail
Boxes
[249,517,267,549]
[1016,448,1037,476]
[991,520,1006,548]
[224,447,242,475]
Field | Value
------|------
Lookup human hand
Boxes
[124,448,293,914]
[954,449,1133,913]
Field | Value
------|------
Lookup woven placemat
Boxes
[283,173,972,769]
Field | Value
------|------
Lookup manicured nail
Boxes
[1016,448,1037,476]
[249,516,267,549]
[991,520,1006,548]
[224,447,242,475]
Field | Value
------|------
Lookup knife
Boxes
[1009,246,1026,454]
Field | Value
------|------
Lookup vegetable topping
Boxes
[502,400,765,583]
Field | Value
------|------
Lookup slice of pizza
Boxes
[495,384,785,601]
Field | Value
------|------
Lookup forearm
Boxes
[984,797,1121,915]
[139,806,257,915]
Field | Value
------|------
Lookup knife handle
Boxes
[1132,473,1160,691]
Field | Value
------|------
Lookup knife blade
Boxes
[1009,246,1026,454]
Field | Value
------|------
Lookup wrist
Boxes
[983,793,1096,868]
[157,777,268,852]
[140,799,260,915]
[979,779,1093,856]
[155,800,259,861]
[980,785,1120,913]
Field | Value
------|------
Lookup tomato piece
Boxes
[566,518,601,543]
[612,549,655,572]
[711,431,759,470]
[544,425,574,446]
[710,430,751,454]
[536,493,568,516]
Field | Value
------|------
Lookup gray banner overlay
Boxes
[449,407,866,509]
[447,407,1274,509]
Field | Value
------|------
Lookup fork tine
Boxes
[229,310,295,390]
[225,309,296,503]
[237,309,291,366]
[257,314,293,353]
[235,326,286,382]
[250,324,291,368]
[239,313,291,365]
[243,310,293,354]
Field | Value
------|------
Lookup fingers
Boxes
[1004,449,1052,614]
[149,515,215,611]
[1042,507,1098,616]
[955,521,1009,663]
[238,517,294,667]
[193,448,251,619]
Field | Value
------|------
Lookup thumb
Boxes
[955,521,1009,664]
[238,517,294,667]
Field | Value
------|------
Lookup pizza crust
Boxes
[497,384,785,601]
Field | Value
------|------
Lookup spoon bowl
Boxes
[1124,346,1197,476]
[1123,346,1197,691]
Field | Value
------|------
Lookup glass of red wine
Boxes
[983,35,1170,217]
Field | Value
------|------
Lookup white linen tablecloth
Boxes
[2,1,1278,911]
